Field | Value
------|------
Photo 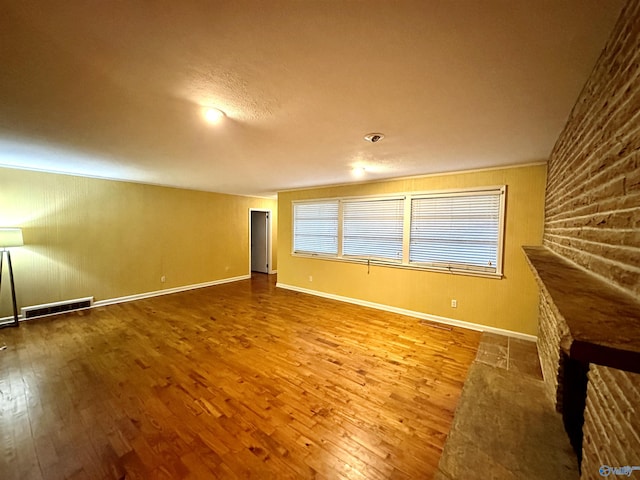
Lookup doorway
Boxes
[250,209,271,274]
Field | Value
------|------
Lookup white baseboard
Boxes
[0,274,251,324]
[276,282,537,342]
[93,274,251,308]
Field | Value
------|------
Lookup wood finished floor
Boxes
[0,274,481,479]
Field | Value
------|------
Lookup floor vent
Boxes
[21,297,94,319]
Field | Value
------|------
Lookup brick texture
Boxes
[544,0,640,297]
[581,367,640,479]
[536,292,567,408]
[539,0,640,477]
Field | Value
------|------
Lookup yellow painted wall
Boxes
[0,167,277,317]
[277,164,546,336]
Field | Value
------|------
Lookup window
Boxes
[291,186,505,277]
[410,190,503,273]
[293,201,339,255]
[343,198,404,261]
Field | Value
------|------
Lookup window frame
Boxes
[292,199,340,257]
[409,187,506,275]
[291,185,506,278]
[341,196,405,263]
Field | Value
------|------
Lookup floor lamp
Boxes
[0,228,24,329]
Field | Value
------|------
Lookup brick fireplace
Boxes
[525,1,640,478]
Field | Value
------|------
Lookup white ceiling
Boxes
[0,1,624,197]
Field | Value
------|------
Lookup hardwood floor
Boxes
[0,274,481,479]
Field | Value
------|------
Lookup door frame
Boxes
[248,208,274,274]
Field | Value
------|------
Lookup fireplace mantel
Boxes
[523,246,640,374]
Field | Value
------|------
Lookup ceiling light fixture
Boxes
[364,133,384,143]
[203,107,226,125]
[352,166,366,177]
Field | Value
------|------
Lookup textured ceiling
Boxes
[0,1,624,197]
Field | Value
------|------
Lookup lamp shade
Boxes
[0,228,24,248]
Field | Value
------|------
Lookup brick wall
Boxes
[582,366,640,479]
[540,0,640,478]
[537,292,567,407]
[544,0,640,298]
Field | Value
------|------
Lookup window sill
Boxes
[291,253,503,279]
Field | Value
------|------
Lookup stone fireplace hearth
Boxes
[524,246,640,472]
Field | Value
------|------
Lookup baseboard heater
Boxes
[21,296,94,319]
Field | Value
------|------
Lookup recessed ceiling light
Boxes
[203,107,226,124]
[364,133,384,143]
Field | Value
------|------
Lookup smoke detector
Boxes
[364,133,384,143]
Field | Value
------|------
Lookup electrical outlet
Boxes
[161,275,166,283]
[451,299,457,308]
[308,275,313,282]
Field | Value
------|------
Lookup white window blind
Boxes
[293,201,339,255]
[342,198,404,261]
[410,191,502,273]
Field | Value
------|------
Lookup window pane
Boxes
[343,198,404,260]
[410,193,501,271]
[293,201,339,254]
